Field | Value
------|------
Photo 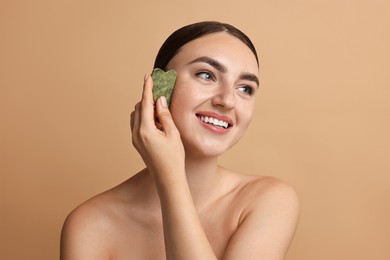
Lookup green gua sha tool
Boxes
[152,68,177,108]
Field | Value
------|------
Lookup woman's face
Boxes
[166,32,259,159]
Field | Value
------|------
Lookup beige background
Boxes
[1,0,389,259]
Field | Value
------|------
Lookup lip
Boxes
[195,111,234,135]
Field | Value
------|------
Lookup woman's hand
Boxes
[130,74,185,184]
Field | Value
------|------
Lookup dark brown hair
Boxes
[153,21,259,70]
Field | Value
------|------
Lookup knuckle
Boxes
[138,125,152,143]
[157,110,171,119]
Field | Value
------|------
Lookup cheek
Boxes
[169,81,192,121]
[169,75,201,112]
[170,76,186,105]
[170,87,188,114]
[238,104,255,128]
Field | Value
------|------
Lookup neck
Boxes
[138,156,224,211]
[183,156,223,209]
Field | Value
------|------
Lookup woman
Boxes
[60,21,299,260]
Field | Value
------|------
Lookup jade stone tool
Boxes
[152,68,177,108]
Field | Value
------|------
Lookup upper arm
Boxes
[222,179,300,260]
[60,204,112,260]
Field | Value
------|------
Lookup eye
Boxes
[238,85,255,95]
[196,71,215,81]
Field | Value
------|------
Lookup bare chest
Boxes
[110,202,241,260]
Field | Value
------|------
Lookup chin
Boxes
[183,139,236,159]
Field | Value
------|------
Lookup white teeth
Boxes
[199,116,229,129]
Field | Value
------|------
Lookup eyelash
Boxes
[196,71,215,81]
[195,70,255,96]
[239,85,255,95]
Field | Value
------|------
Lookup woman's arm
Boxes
[156,172,218,259]
[131,74,217,259]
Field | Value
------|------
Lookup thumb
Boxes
[155,96,177,135]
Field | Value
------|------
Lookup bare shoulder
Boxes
[62,189,120,233]
[60,174,140,260]
[60,188,121,259]
[236,174,300,230]
[238,174,300,212]
[221,171,300,259]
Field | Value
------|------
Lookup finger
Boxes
[132,74,153,134]
[131,102,141,134]
[155,96,177,136]
[140,74,155,127]
[154,120,163,131]
[130,110,136,132]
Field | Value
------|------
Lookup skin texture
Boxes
[60,32,300,260]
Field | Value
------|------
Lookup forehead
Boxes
[168,32,259,74]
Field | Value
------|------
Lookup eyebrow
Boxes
[188,56,227,73]
[240,73,260,88]
[188,56,259,87]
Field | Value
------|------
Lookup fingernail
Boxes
[160,96,167,108]
[144,73,149,82]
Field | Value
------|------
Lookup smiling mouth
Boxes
[196,114,230,129]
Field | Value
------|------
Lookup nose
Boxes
[211,86,236,109]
